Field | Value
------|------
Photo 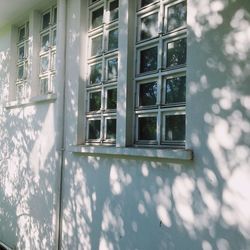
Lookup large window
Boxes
[39,6,57,95]
[135,0,187,148]
[85,0,119,144]
[16,22,29,99]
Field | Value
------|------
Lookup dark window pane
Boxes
[92,7,103,29]
[108,29,118,51]
[90,63,102,84]
[91,35,103,56]
[165,76,186,104]
[167,2,187,32]
[140,46,158,73]
[88,120,101,139]
[52,30,57,46]
[141,0,157,8]
[18,46,25,60]
[18,65,24,79]
[107,58,118,80]
[53,8,57,24]
[40,78,49,94]
[107,88,117,109]
[139,81,157,106]
[138,116,157,140]
[19,26,25,41]
[110,0,119,22]
[42,12,50,30]
[106,119,116,139]
[41,33,50,51]
[89,91,101,111]
[165,115,185,141]
[167,38,186,67]
[140,13,158,40]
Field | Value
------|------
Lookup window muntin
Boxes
[85,0,119,145]
[39,6,57,95]
[16,22,29,99]
[134,0,187,147]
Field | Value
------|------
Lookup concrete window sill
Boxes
[70,145,193,161]
[4,94,57,109]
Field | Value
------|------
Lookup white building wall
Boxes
[0,0,250,249]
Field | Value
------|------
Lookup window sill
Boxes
[69,145,193,161]
[4,94,57,109]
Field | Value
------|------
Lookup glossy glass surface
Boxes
[17,65,24,80]
[110,0,119,22]
[18,26,25,42]
[107,88,117,109]
[167,38,186,67]
[41,33,50,51]
[90,62,102,84]
[42,12,50,30]
[18,46,25,60]
[91,35,103,56]
[139,81,157,106]
[140,13,158,40]
[40,78,49,94]
[107,58,118,80]
[138,116,157,140]
[89,91,101,111]
[92,7,104,29]
[88,120,101,139]
[141,0,157,8]
[106,119,116,139]
[140,46,158,73]
[108,29,118,51]
[40,56,49,73]
[165,115,185,140]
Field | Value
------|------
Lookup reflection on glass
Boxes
[106,119,116,139]
[42,12,50,30]
[107,58,118,80]
[140,13,158,40]
[18,65,24,80]
[167,38,186,67]
[90,62,102,84]
[138,116,157,140]
[141,0,157,8]
[107,88,117,109]
[18,46,25,60]
[110,0,119,22]
[165,115,185,140]
[92,7,104,29]
[40,78,49,94]
[88,120,101,139]
[19,26,25,42]
[51,53,56,71]
[108,29,118,51]
[139,81,157,106]
[89,91,101,111]
[91,35,103,56]
[53,8,57,24]
[41,33,50,51]
[165,76,186,104]
[40,56,49,73]
[52,30,57,46]
[140,46,158,73]
[167,2,187,32]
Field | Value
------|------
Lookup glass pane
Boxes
[40,78,49,94]
[40,56,49,73]
[53,8,57,24]
[88,120,101,139]
[165,76,186,104]
[52,30,57,46]
[18,26,25,42]
[18,65,24,79]
[89,91,101,111]
[41,33,50,51]
[140,13,158,40]
[165,115,185,141]
[51,53,56,71]
[107,58,118,80]
[18,46,25,60]
[90,62,102,84]
[110,0,119,22]
[138,116,157,140]
[139,81,157,106]
[42,12,50,30]
[108,29,118,51]
[107,88,117,109]
[141,0,157,8]
[106,119,116,139]
[140,46,158,73]
[167,2,187,32]
[167,38,186,67]
[92,7,104,29]
[91,35,103,56]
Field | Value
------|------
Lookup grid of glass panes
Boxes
[86,0,119,144]
[135,0,187,148]
[39,6,57,95]
[16,22,29,99]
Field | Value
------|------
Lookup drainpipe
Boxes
[54,0,67,249]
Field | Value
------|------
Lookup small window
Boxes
[42,12,51,30]
[105,118,116,140]
[137,115,157,141]
[138,81,157,107]
[89,62,103,85]
[89,91,102,112]
[40,55,50,73]
[108,28,118,51]
[91,34,103,56]
[106,57,118,81]
[139,12,158,41]
[88,119,101,140]
[139,46,158,74]
[164,114,185,141]
[106,88,117,110]
[41,33,50,51]
[140,0,157,8]
[91,6,104,29]
[109,0,119,22]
